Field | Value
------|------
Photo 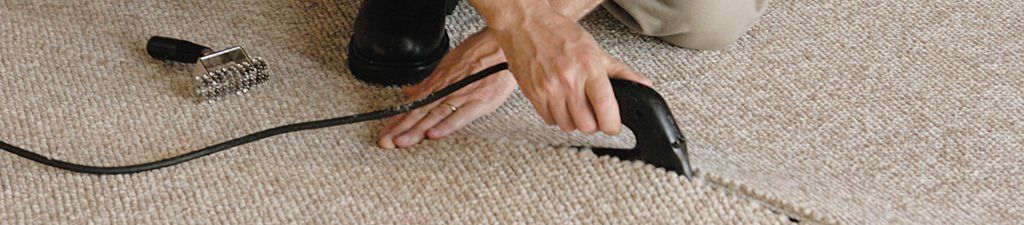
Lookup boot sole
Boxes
[347,33,450,86]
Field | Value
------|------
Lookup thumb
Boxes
[401,84,425,98]
[402,72,443,99]
[402,83,437,100]
[606,58,652,87]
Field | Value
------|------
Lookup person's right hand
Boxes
[489,9,652,135]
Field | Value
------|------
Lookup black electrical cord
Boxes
[0,63,509,175]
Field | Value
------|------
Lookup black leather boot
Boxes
[347,0,459,86]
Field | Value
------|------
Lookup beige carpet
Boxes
[1,0,1021,224]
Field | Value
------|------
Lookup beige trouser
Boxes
[602,0,769,50]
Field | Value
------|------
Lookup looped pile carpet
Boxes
[1,1,1020,224]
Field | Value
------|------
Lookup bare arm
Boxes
[468,0,602,26]
[549,0,604,21]
[378,0,635,148]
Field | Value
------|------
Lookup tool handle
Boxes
[590,79,693,179]
[146,36,212,63]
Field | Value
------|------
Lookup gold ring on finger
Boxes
[440,102,458,113]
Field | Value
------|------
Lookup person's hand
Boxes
[489,9,652,135]
[378,31,516,149]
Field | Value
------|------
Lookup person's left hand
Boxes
[378,31,516,149]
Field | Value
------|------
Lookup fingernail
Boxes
[396,133,417,146]
[379,137,395,149]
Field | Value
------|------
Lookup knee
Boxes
[660,0,769,50]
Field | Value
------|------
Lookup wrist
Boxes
[469,0,561,32]
[550,0,604,21]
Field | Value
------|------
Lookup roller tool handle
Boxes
[146,36,212,63]
[592,79,693,179]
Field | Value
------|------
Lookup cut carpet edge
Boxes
[574,146,823,224]
[696,168,832,225]
[484,134,822,224]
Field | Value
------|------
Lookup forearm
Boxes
[467,0,602,30]
[468,0,553,30]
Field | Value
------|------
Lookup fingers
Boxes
[547,96,575,132]
[528,94,555,125]
[427,100,488,139]
[393,101,460,148]
[377,114,406,149]
[568,83,598,134]
[585,76,622,135]
[607,58,653,86]
[377,101,440,149]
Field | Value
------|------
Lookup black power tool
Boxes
[0,62,693,179]
[592,79,693,178]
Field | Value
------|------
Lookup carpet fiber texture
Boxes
[1,1,1021,224]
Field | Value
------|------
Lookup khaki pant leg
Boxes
[601,0,769,50]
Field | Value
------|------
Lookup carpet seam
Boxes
[695,169,831,225]
[495,137,821,224]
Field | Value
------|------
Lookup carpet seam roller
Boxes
[146,36,270,102]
